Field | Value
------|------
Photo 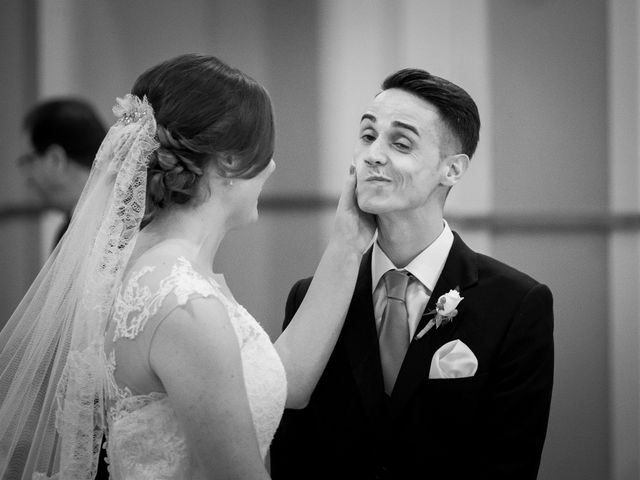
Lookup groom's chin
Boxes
[357,194,392,215]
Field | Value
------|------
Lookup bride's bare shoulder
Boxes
[125,240,196,273]
[121,241,214,291]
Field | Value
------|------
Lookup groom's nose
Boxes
[364,140,387,167]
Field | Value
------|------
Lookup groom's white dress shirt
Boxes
[372,220,454,340]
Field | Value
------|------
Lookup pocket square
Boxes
[429,339,478,379]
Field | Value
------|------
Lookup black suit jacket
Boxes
[271,233,554,480]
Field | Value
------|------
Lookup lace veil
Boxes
[0,94,158,479]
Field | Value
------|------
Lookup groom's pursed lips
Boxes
[365,173,392,182]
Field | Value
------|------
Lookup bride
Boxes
[0,54,374,479]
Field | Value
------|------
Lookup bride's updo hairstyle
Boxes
[131,53,275,227]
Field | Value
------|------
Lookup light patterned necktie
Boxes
[379,269,410,395]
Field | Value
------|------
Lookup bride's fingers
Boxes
[336,165,375,231]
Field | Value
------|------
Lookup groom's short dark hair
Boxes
[382,68,480,158]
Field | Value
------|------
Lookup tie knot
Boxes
[384,270,409,301]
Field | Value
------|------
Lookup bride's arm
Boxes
[149,297,271,480]
[274,171,375,408]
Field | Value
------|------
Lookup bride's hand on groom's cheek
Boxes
[331,165,376,254]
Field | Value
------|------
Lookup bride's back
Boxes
[105,242,211,396]
[102,245,226,480]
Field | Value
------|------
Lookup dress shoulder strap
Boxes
[111,256,224,342]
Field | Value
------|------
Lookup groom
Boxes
[271,68,554,479]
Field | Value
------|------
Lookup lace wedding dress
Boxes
[103,255,287,479]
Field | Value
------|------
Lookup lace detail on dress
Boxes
[105,257,287,478]
[107,393,191,480]
[112,257,216,341]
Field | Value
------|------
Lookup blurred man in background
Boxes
[18,98,106,245]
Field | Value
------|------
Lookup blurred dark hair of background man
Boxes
[18,98,106,244]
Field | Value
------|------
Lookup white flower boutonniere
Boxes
[415,288,464,340]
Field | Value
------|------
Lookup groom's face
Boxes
[353,88,448,215]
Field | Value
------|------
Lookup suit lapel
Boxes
[342,249,387,425]
[390,233,479,418]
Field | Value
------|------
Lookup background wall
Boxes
[0,0,41,318]
[1,1,638,479]
[490,1,610,478]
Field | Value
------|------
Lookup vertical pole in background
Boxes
[608,1,640,479]
[36,0,77,262]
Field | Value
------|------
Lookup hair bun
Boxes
[142,131,206,227]
[155,148,181,171]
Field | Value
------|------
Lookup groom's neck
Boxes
[376,211,444,268]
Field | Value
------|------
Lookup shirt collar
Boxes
[371,220,454,293]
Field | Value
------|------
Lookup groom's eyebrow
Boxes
[360,113,376,124]
[392,121,420,137]
[360,114,420,137]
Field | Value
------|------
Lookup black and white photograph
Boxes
[0,1,637,479]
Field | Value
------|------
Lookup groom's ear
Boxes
[440,154,469,187]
